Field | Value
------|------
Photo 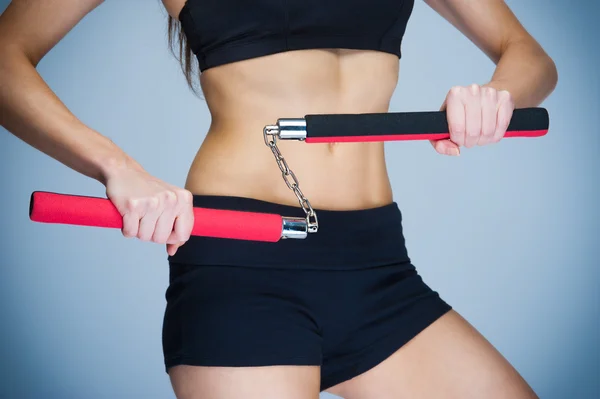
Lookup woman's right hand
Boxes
[104,163,195,256]
[0,1,193,256]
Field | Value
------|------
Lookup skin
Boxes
[0,0,557,398]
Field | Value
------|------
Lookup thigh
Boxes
[169,365,321,399]
[164,264,323,398]
[332,310,538,399]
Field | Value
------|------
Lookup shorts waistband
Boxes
[168,195,411,270]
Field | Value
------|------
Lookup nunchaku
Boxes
[29,107,549,242]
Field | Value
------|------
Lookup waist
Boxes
[168,195,411,270]
[185,125,394,210]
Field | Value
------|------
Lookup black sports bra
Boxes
[178,0,415,72]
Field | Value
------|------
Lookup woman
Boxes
[0,0,557,398]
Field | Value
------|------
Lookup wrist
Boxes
[95,139,144,186]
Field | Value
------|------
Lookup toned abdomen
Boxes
[184,48,399,211]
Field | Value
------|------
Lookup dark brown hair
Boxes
[167,15,199,93]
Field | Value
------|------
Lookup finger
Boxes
[137,197,161,241]
[152,192,179,244]
[167,192,195,244]
[446,87,466,147]
[432,139,460,156]
[121,212,140,238]
[154,210,177,244]
[167,213,194,244]
[479,87,498,146]
[172,212,194,243]
[464,84,482,149]
[493,91,514,143]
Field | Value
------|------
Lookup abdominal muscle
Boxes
[184,48,400,211]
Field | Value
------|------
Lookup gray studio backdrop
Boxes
[0,1,598,398]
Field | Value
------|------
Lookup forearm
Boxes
[483,40,558,108]
[0,49,141,185]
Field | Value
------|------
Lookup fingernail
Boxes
[447,148,460,156]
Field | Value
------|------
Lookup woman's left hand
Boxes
[431,84,515,156]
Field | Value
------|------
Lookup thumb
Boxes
[430,139,460,156]
[432,94,460,156]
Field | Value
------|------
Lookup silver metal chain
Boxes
[263,125,319,233]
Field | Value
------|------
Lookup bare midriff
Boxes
[185,48,399,211]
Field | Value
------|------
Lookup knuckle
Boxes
[469,83,480,95]
[499,90,514,103]
[183,190,194,204]
[125,198,138,211]
[483,123,495,136]
[449,86,462,97]
[136,222,153,241]
[163,190,178,206]
[147,196,161,211]
[483,87,496,98]
[467,127,479,137]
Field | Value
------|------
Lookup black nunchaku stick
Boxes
[265,107,548,143]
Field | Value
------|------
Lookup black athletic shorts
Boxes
[163,195,451,391]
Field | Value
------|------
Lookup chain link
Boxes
[263,125,318,233]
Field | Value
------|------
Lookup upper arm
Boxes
[423,0,542,63]
[0,0,104,65]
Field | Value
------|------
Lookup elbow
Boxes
[506,38,559,101]
[0,45,34,85]
[0,44,20,74]
[544,55,559,95]
[0,46,12,95]
[525,40,559,98]
[0,38,39,71]
[0,46,31,120]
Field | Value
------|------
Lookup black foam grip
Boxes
[304,107,549,138]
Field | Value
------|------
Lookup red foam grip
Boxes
[29,191,283,242]
[305,129,548,143]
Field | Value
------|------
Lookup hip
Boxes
[168,194,410,270]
